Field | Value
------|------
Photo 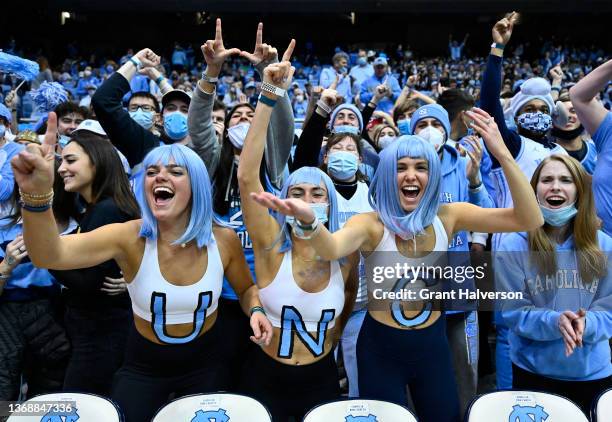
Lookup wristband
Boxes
[469,181,483,191]
[261,82,286,98]
[292,217,320,240]
[155,75,165,85]
[250,306,267,317]
[258,94,277,108]
[128,56,141,69]
[551,85,562,92]
[201,71,219,84]
[316,99,332,115]
[491,42,505,50]
[20,201,52,213]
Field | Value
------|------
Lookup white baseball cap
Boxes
[73,119,107,137]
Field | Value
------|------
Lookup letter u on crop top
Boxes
[127,236,223,344]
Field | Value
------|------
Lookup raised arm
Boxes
[188,18,240,177]
[92,48,161,167]
[10,113,131,272]
[237,42,296,249]
[249,192,373,261]
[241,23,295,189]
[480,12,522,166]
[569,58,612,136]
[291,87,338,170]
[445,107,543,235]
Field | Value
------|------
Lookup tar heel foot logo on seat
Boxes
[345,415,378,422]
[508,404,549,422]
[190,408,230,422]
[40,409,79,422]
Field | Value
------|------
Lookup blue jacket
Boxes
[497,231,612,381]
[359,74,401,114]
[0,142,24,202]
[439,145,494,252]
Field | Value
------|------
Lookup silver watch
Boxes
[201,71,219,84]
[261,82,286,97]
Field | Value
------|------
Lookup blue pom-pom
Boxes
[32,82,69,112]
[0,51,40,81]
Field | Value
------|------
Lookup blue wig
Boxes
[138,144,216,248]
[275,167,340,253]
[368,135,442,239]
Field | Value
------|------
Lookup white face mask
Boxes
[227,122,251,149]
[378,135,396,150]
[417,126,445,152]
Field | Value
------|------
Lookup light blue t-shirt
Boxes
[592,112,612,236]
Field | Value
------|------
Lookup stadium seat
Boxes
[6,392,122,421]
[466,390,588,422]
[151,392,272,422]
[592,388,612,422]
[303,399,418,422]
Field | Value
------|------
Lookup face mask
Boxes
[163,112,188,140]
[287,202,329,226]
[397,118,411,135]
[378,135,396,150]
[339,66,348,74]
[0,125,5,139]
[84,70,92,77]
[130,108,155,130]
[106,65,114,73]
[540,202,578,227]
[517,112,553,135]
[333,125,360,135]
[417,126,445,152]
[58,134,71,149]
[327,151,359,181]
[295,95,304,102]
[227,122,251,149]
[357,57,367,66]
[551,124,584,141]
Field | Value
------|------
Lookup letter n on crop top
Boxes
[258,250,345,358]
[127,236,223,344]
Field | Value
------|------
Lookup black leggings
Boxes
[111,321,230,422]
[240,346,340,422]
[63,306,131,395]
[512,363,612,415]
[356,313,460,422]
[217,298,254,391]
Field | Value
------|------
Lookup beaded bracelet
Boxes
[19,189,54,208]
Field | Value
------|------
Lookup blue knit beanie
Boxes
[409,104,451,139]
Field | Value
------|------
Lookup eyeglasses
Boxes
[128,105,156,113]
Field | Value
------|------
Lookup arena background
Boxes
[2,1,611,65]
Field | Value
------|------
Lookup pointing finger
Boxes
[281,39,296,62]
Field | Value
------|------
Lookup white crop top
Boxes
[258,250,345,332]
[127,236,223,324]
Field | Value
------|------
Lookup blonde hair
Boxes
[528,154,606,283]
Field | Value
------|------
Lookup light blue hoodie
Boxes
[497,231,612,381]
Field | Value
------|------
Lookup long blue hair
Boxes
[274,166,340,253]
[368,135,442,238]
[138,144,217,248]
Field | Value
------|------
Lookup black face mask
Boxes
[551,124,584,141]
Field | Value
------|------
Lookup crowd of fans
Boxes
[0,11,611,422]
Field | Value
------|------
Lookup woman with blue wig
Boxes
[252,107,544,422]
[237,43,359,422]
[10,112,273,422]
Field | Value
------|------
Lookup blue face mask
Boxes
[357,57,367,66]
[540,202,578,227]
[517,112,553,135]
[287,202,329,226]
[327,151,359,181]
[397,118,411,135]
[163,112,188,140]
[333,125,360,135]
[0,125,5,139]
[58,134,71,149]
[129,108,155,130]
